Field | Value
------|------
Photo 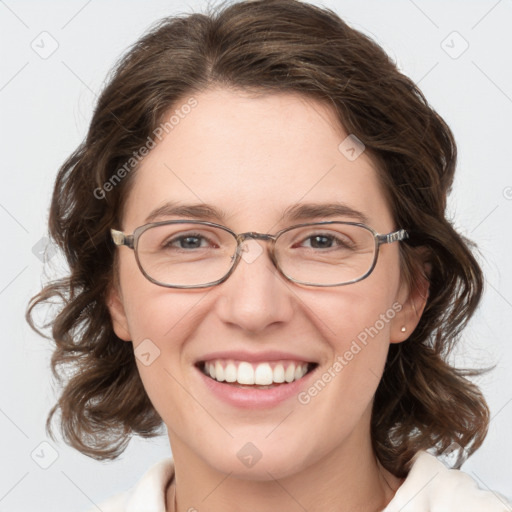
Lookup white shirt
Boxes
[87,451,511,512]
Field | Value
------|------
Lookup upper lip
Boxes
[196,350,319,364]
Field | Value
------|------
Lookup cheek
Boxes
[330,297,393,383]
[118,251,205,340]
[120,285,209,430]
[294,267,401,403]
[117,255,209,409]
[124,290,207,342]
[299,275,400,355]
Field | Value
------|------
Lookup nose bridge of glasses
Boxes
[237,232,276,244]
[233,232,278,267]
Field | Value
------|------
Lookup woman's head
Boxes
[28,0,489,478]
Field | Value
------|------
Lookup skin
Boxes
[108,87,428,512]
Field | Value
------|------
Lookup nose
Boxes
[213,238,294,334]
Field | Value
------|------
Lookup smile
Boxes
[199,359,317,388]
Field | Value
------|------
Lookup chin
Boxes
[197,437,313,481]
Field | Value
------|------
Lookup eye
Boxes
[296,232,355,250]
[303,234,336,249]
[163,232,216,250]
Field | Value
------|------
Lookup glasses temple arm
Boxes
[377,229,409,245]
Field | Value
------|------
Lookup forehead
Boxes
[122,88,394,232]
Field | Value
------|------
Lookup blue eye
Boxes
[163,233,213,250]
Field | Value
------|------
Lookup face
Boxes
[109,87,417,480]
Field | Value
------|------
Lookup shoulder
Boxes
[383,450,511,512]
[84,458,175,512]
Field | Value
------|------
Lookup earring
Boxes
[400,326,407,332]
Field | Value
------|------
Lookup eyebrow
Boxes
[144,201,370,226]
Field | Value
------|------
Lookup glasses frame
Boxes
[111,220,408,289]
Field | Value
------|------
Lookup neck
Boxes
[165,429,402,512]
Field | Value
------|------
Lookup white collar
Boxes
[98,451,510,511]
[382,450,510,511]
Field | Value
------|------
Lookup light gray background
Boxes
[1,0,511,510]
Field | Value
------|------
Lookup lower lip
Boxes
[196,365,317,409]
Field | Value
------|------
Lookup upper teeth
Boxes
[203,360,309,385]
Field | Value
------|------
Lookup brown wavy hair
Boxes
[27,0,490,477]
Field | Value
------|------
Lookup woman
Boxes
[27,0,511,510]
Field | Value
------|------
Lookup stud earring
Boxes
[400,326,407,332]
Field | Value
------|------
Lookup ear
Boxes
[106,283,132,342]
[390,257,431,344]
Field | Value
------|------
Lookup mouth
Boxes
[196,359,319,390]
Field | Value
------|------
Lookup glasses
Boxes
[111,220,408,288]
